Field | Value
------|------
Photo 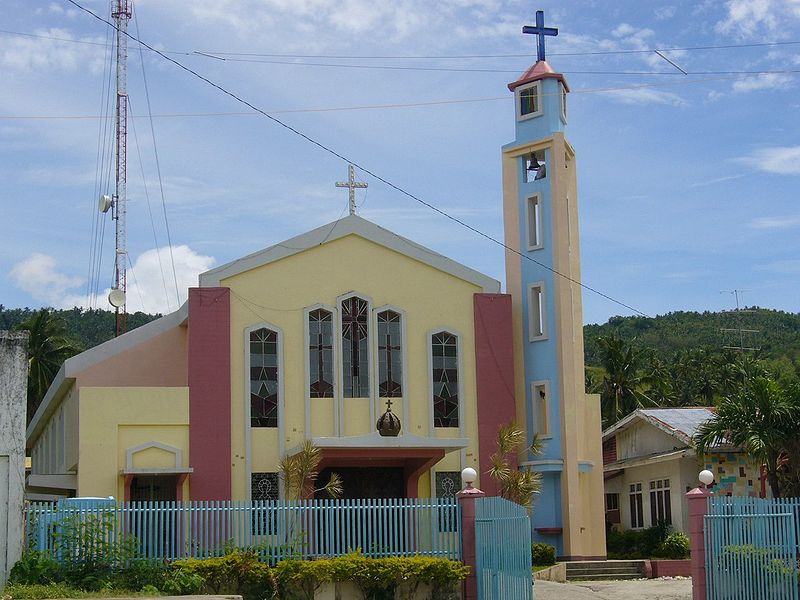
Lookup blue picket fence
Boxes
[705,496,800,600]
[474,496,533,600]
[25,497,461,564]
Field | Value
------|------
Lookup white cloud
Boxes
[9,246,215,314]
[655,6,677,20]
[716,0,800,38]
[0,28,107,73]
[742,146,800,174]
[750,215,800,229]
[732,73,792,92]
[9,253,84,307]
[599,87,686,106]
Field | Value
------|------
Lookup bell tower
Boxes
[502,10,606,559]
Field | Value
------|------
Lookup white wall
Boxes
[0,332,28,589]
[615,420,682,461]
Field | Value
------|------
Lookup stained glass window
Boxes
[341,296,369,397]
[308,309,334,398]
[377,310,402,398]
[432,331,459,428]
[251,472,279,534]
[250,328,278,427]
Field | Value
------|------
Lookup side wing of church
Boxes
[25,217,517,506]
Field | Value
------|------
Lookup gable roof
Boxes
[199,214,501,293]
[602,407,716,446]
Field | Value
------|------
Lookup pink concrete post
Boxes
[457,484,486,600]
[686,487,712,600]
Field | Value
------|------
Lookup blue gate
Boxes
[474,496,533,600]
[705,496,799,600]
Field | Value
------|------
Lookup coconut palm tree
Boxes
[15,309,81,423]
[596,334,654,427]
[487,422,542,510]
[694,376,800,498]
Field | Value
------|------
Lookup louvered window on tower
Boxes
[528,283,547,341]
[526,193,543,250]
[250,328,279,427]
[517,81,542,119]
[432,331,459,428]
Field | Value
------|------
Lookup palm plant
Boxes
[278,440,342,501]
[596,334,653,426]
[15,309,81,423]
[694,376,800,498]
[487,422,542,510]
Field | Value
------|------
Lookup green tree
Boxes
[695,376,800,498]
[278,440,342,501]
[487,422,542,510]
[595,334,653,427]
[15,309,81,423]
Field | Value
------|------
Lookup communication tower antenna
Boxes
[110,0,131,335]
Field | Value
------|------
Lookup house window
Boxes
[517,82,541,119]
[377,310,402,397]
[629,483,644,529]
[560,82,567,122]
[528,283,546,340]
[432,331,459,428]
[251,472,279,534]
[341,296,370,397]
[532,381,549,437]
[650,479,672,526]
[250,327,279,427]
[308,309,334,398]
[605,493,619,511]
[525,194,543,250]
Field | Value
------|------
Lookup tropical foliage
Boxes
[487,422,542,509]
[278,440,342,501]
[694,377,800,498]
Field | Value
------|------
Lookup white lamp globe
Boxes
[699,470,714,486]
[461,467,477,486]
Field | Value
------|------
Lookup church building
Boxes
[26,13,606,560]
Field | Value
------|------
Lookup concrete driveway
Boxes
[534,578,692,600]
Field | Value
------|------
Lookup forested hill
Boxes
[584,308,800,368]
[2,305,799,372]
[0,306,160,349]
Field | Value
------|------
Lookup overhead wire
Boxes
[68,0,650,317]
[134,14,181,308]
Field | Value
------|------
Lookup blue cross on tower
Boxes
[523,10,558,62]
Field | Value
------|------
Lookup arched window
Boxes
[308,309,334,398]
[250,327,278,427]
[341,296,369,397]
[377,310,402,398]
[432,331,459,428]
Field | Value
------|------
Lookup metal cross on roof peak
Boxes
[335,164,368,216]
[522,10,558,62]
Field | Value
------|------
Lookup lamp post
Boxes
[686,469,714,600]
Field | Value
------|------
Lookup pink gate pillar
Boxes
[686,487,712,600]
[457,484,486,600]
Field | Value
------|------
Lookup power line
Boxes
[68,0,651,317]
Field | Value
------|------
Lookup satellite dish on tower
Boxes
[99,194,112,213]
[108,287,126,308]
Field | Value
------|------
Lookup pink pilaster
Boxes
[457,486,486,600]
[473,294,516,496]
[686,487,712,600]
[188,287,231,500]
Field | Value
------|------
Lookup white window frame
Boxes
[559,82,567,123]
[527,282,548,341]
[303,303,337,439]
[628,482,645,529]
[427,327,465,433]
[649,478,673,526]
[525,193,544,250]
[530,380,551,438]
[372,304,409,429]
[336,291,374,431]
[516,81,543,121]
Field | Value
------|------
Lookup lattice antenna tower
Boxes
[100,0,132,336]
[720,289,760,353]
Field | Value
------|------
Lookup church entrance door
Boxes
[316,467,405,499]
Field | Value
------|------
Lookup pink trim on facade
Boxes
[457,487,486,600]
[473,294,516,496]
[188,287,232,500]
[686,487,712,600]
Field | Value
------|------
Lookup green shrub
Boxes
[531,543,556,566]
[8,551,61,585]
[606,524,671,559]
[655,532,690,559]
[172,550,277,600]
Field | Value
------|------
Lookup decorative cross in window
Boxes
[381,331,402,396]
[522,10,558,62]
[335,164,368,216]
[342,297,369,396]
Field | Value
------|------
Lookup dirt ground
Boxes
[534,578,692,600]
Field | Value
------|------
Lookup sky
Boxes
[1,0,799,325]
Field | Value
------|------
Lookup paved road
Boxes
[535,578,692,600]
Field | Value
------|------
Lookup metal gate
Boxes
[705,509,799,600]
[474,496,533,600]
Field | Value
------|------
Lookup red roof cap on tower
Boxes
[507,60,570,92]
